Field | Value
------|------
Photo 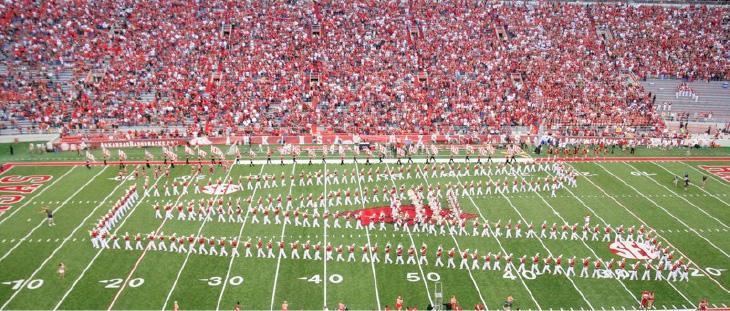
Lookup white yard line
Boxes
[353,162,382,311]
[0,166,131,310]
[652,162,730,208]
[106,169,203,311]
[52,173,165,310]
[161,163,238,311]
[382,163,435,306]
[602,163,730,258]
[586,162,729,295]
[546,172,693,306]
[624,162,729,229]
[523,167,644,305]
[0,166,77,226]
[323,162,329,308]
[409,165,490,309]
[0,166,108,264]
[681,161,730,189]
[529,157,692,304]
[434,165,543,310]
[266,163,298,311]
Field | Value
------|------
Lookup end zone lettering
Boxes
[0,175,53,214]
[699,166,730,183]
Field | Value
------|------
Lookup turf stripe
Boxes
[597,163,729,258]
[393,163,485,308]
[0,166,108,265]
[52,171,165,310]
[106,169,203,310]
[588,163,729,296]
[624,162,729,229]
[353,161,383,310]
[323,162,329,307]
[382,163,435,306]
[680,161,730,188]
[203,163,264,310]
[267,163,299,310]
[544,170,695,305]
[0,166,130,310]
[652,162,730,208]
[0,166,77,226]
[161,162,239,310]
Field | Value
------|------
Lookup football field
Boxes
[0,148,729,310]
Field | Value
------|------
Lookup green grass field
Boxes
[0,147,729,310]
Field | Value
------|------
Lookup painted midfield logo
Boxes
[202,183,242,195]
[609,240,659,260]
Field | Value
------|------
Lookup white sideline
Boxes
[624,162,729,229]
[0,166,130,310]
[266,164,298,310]
[161,164,238,311]
[106,169,203,310]
[0,166,108,264]
[52,172,165,310]
[588,162,729,294]
[0,166,77,226]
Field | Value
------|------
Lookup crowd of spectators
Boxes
[0,0,727,137]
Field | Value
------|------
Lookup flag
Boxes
[430,145,439,155]
[211,145,223,156]
[184,145,195,156]
[118,150,127,161]
[162,146,178,161]
[197,148,208,158]
[144,149,154,160]
[101,146,110,158]
[479,147,488,157]
[85,151,95,162]
[227,143,238,156]
[450,145,459,155]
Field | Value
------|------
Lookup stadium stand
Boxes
[0,1,728,139]
[643,79,730,122]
